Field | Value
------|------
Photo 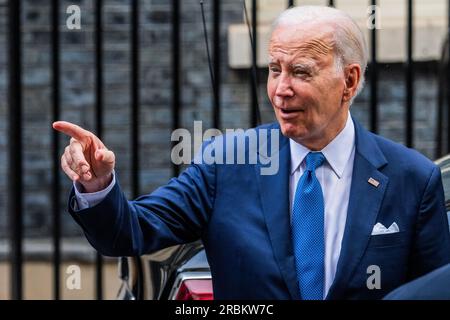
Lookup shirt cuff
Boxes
[72,171,116,211]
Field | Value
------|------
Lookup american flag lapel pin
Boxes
[368,177,380,187]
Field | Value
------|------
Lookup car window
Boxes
[447,211,450,232]
[436,159,450,233]
[440,167,450,211]
[435,155,450,171]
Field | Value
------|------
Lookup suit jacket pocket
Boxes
[367,231,406,248]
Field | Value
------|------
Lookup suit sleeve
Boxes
[68,160,216,257]
[409,165,450,279]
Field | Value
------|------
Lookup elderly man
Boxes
[53,6,450,299]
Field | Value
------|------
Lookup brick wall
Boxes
[0,0,445,237]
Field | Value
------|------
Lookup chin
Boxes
[279,122,308,140]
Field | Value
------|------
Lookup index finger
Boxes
[53,121,92,143]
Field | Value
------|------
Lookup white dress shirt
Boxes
[73,173,116,211]
[74,113,356,299]
[289,113,355,298]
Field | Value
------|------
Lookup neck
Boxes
[294,110,349,151]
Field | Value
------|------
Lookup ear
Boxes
[342,63,361,103]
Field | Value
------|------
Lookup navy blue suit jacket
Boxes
[69,119,450,299]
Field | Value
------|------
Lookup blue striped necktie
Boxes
[292,152,325,300]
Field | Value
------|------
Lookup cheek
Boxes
[322,77,344,100]
[267,79,276,100]
[291,79,317,99]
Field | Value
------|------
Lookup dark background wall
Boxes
[0,0,444,238]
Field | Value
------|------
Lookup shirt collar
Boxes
[289,112,355,178]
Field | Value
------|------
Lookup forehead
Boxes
[269,23,335,61]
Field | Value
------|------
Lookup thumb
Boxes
[95,148,115,164]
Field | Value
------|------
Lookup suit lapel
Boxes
[255,127,301,300]
[326,119,388,299]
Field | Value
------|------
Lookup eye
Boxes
[269,65,281,75]
[293,68,310,78]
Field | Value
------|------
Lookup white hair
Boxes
[272,6,369,101]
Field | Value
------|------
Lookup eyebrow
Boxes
[289,62,315,70]
[267,61,315,72]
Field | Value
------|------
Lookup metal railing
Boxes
[5,0,449,300]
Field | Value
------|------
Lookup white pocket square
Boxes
[371,222,399,235]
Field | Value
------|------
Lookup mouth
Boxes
[276,106,305,119]
[279,108,303,113]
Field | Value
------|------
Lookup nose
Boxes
[275,73,294,98]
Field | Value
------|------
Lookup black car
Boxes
[116,240,212,300]
[117,155,450,300]
[434,155,450,230]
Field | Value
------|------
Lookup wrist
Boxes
[81,173,113,193]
